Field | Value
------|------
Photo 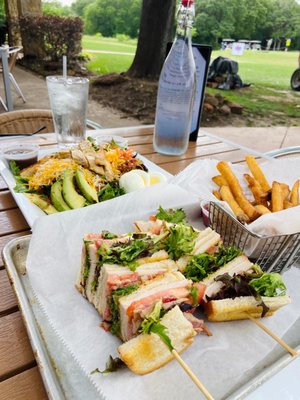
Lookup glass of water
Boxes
[46,76,89,147]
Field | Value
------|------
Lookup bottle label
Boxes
[191,47,206,132]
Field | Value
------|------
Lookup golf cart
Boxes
[291,53,300,91]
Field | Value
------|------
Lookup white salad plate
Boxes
[0,146,172,228]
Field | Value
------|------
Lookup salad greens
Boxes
[109,284,139,335]
[91,356,125,374]
[164,224,198,260]
[10,160,35,194]
[189,286,199,306]
[87,136,99,151]
[155,206,186,224]
[10,160,20,176]
[184,253,215,282]
[98,236,155,271]
[250,273,287,297]
[184,244,241,282]
[139,301,173,352]
[83,240,93,286]
[215,245,242,267]
[101,230,118,239]
[208,270,287,317]
[98,181,125,202]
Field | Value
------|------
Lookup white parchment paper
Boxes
[26,183,300,400]
[171,158,300,236]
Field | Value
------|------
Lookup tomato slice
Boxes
[193,282,206,303]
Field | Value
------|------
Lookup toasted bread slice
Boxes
[204,295,291,322]
[192,227,221,255]
[118,306,196,374]
[118,271,189,341]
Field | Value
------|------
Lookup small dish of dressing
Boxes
[200,200,210,227]
[1,144,39,169]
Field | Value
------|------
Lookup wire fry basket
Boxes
[209,202,300,273]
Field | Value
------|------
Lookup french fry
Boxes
[212,190,222,200]
[212,175,228,187]
[220,185,250,224]
[271,182,283,212]
[245,156,271,192]
[217,161,260,221]
[254,204,271,215]
[212,157,297,222]
[244,173,268,206]
[283,200,293,209]
[290,180,299,206]
[280,183,290,201]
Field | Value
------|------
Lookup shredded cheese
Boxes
[28,159,78,190]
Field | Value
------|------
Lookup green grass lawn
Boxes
[83,36,136,74]
[83,35,136,53]
[83,36,298,89]
[83,35,300,121]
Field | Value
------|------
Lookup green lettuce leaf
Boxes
[101,230,118,239]
[91,356,125,374]
[87,136,99,151]
[164,224,198,260]
[155,206,186,224]
[140,300,163,333]
[98,182,125,201]
[83,240,93,285]
[249,273,287,297]
[189,286,199,306]
[98,236,155,270]
[9,160,20,176]
[184,253,215,282]
[215,245,242,267]
[109,284,139,335]
[139,301,173,352]
[150,323,174,352]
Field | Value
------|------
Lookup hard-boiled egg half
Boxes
[119,170,167,193]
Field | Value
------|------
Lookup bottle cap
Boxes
[182,0,193,6]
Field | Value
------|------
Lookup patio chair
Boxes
[265,147,300,158]
[0,47,26,105]
[0,109,54,134]
[0,109,102,134]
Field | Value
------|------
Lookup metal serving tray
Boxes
[2,236,101,400]
[2,236,300,400]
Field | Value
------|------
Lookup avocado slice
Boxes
[44,204,59,214]
[25,193,58,214]
[75,168,99,203]
[62,170,86,209]
[51,180,72,212]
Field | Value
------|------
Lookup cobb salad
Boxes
[9,137,167,214]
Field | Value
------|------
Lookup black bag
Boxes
[208,56,239,78]
[208,56,250,89]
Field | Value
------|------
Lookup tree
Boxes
[42,1,73,16]
[5,0,43,46]
[83,0,141,37]
[84,1,116,36]
[71,0,90,17]
[194,0,236,47]
[269,0,300,48]
[127,0,176,79]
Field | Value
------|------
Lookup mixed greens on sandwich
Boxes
[184,245,242,282]
[204,265,291,321]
